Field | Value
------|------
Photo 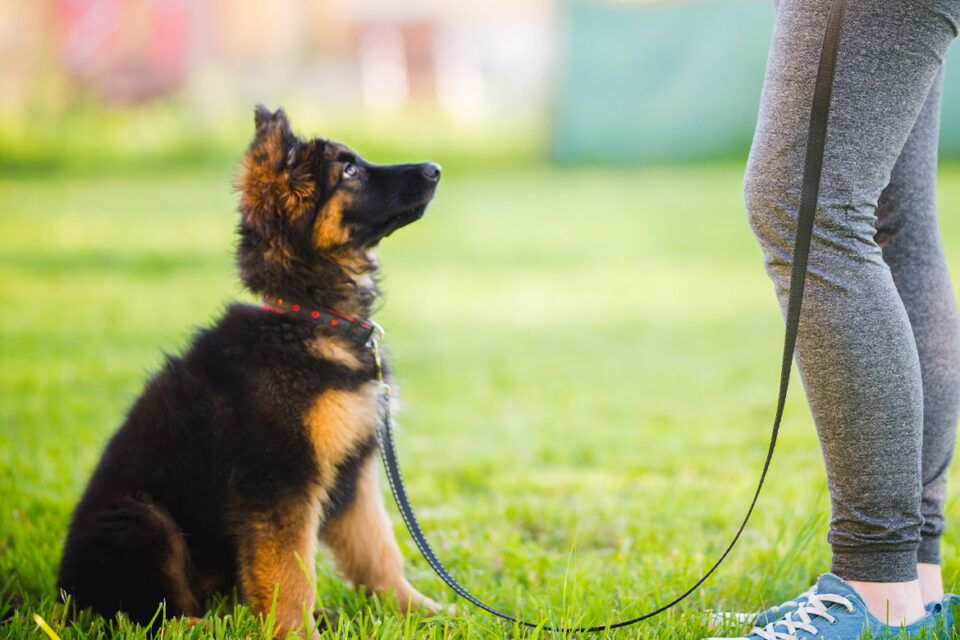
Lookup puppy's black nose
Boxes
[422,163,441,181]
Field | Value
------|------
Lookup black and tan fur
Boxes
[57,106,444,636]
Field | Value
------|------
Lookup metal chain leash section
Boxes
[371,0,845,630]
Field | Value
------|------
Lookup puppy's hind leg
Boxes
[58,496,201,626]
[321,456,446,616]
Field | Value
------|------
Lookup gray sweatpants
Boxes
[746,0,960,582]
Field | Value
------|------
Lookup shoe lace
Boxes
[750,593,854,640]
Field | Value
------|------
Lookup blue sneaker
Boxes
[733,585,953,629]
[713,585,949,631]
[752,584,818,627]
[704,573,949,640]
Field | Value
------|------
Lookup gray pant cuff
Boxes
[831,546,919,582]
[918,536,941,566]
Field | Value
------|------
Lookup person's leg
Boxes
[744,0,959,625]
[874,66,960,604]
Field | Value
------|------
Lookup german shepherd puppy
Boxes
[57,105,444,636]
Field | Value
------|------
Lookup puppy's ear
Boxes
[253,104,292,138]
[239,106,316,224]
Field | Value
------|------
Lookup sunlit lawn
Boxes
[3,158,960,638]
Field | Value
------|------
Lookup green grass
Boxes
[3,159,960,639]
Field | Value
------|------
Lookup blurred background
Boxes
[4,1,960,637]
[5,0,960,170]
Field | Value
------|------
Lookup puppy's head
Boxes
[236,105,440,301]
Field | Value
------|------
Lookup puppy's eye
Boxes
[342,163,359,179]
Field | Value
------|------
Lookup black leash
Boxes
[373,0,845,630]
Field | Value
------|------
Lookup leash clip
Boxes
[369,319,391,453]
[368,320,387,387]
[367,319,385,350]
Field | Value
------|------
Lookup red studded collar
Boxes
[260,294,378,344]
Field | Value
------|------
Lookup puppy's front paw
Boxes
[406,591,457,618]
